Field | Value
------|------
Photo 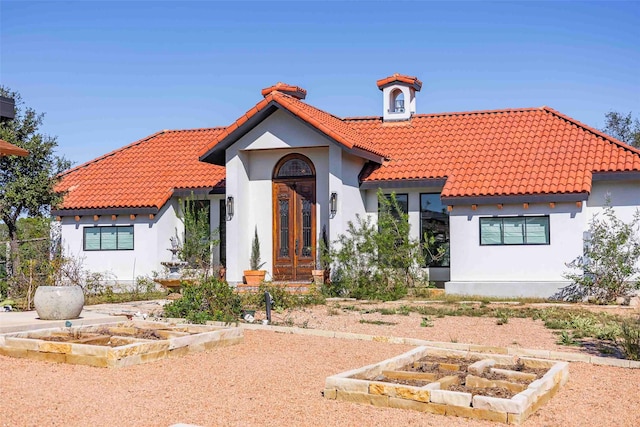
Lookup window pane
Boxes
[302,198,312,257]
[195,200,211,224]
[279,199,289,257]
[420,193,446,214]
[394,194,408,214]
[101,228,117,250]
[382,194,408,222]
[503,218,525,244]
[420,193,450,267]
[480,218,503,245]
[526,217,550,244]
[277,158,313,177]
[117,226,134,250]
[84,228,101,251]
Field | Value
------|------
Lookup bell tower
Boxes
[376,74,422,122]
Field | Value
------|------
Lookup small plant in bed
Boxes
[420,316,433,327]
[557,330,581,346]
[495,310,510,325]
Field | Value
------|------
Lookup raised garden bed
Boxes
[324,345,569,424]
[0,320,243,368]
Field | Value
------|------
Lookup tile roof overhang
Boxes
[351,106,640,204]
[199,91,387,166]
[54,128,227,213]
[0,139,29,156]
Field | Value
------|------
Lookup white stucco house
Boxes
[53,74,640,297]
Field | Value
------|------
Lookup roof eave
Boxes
[592,171,640,181]
[441,192,589,206]
[360,178,447,190]
[348,147,386,164]
[172,186,226,197]
[51,207,160,217]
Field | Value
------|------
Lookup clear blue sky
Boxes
[1,1,639,166]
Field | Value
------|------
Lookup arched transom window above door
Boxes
[274,154,315,179]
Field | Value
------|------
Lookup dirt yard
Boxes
[1,301,639,426]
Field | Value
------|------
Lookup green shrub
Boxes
[594,322,621,341]
[164,278,241,323]
[324,190,428,301]
[563,202,640,303]
[618,316,640,360]
[543,318,571,329]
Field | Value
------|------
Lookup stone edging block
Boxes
[324,345,570,425]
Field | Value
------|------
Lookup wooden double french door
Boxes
[272,155,316,281]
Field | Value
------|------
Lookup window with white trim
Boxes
[83,226,134,251]
[479,216,550,245]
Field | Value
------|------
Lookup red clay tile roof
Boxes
[56,128,226,210]
[199,91,387,162]
[351,107,640,198]
[58,91,640,212]
[0,139,29,156]
[261,82,307,99]
[376,74,423,91]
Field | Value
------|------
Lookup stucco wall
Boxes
[59,201,180,286]
[331,150,367,241]
[445,180,640,297]
[58,195,224,286]
[448,202,585,283]
[587,179,640,222]
[587,179,640,271]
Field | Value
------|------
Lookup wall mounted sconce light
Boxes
[329,192,338,218]
[226,196,234,220]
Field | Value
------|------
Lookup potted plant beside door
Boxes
[244,227,266,286]
[311,226,331,285]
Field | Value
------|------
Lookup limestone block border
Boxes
[324,345,569,425]
[0,321,243,368]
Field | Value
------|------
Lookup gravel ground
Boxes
[1,302,639,427]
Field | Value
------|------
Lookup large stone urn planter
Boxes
[33,285,84,320]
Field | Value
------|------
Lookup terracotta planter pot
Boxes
[33,285,84,320]
[243,270,266,286]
